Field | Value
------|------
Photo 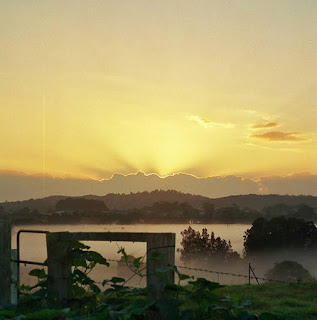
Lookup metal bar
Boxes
[11,260,46,266]
[56,231,175,243]
[16,230,48,301]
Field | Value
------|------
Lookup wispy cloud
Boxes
[251,131,306,142]
[243,109,258,115]
[245,142,303,153]
[251,122,278,129]
[188,115,234,128]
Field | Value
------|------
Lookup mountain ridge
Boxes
[1,190,317,213]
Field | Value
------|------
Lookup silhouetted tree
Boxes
[263,203,294,218]
[178,226,240,264]
[202,202,215,220]
[244,216,317,256]
[294,204,317,221]
[214,205,261,223]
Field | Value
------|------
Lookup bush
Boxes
[265,261,315,283]
[178,226,241,264]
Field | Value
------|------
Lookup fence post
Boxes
[146,233,175,299]
[0,219,12,306]
[46,232,72,303]
[11,249,18,305]
[249,263,260,285]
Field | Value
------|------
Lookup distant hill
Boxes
[56,198,108,211]
[209,194,317,211]
[1,190,317,213]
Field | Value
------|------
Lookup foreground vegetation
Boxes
[1,218,316,319]
[0,237,316,320]
[1,280,316,320]
[215,282,317,320]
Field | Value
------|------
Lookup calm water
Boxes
[12,224,317,287]
[12,223,249,262]
[12,224,249,287]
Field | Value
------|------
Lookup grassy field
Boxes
[214,282,317,320]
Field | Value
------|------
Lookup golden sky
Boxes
[1,0,317,180]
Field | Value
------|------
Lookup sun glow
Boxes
[0,1,316,183]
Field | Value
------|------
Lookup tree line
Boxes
[0,197,316,225]
[178,216,317,282]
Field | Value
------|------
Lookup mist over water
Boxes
[13,224,317,288]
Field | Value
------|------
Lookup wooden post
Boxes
[46,232,72,303]
[146,233,175,299]
[0,219,11,306]
[11,249,18,305]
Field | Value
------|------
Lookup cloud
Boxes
[259,173,317,196]
[188,115,234,128]
[243,109,258,114]
[251,131,306,142]
[1,170,317,202]
[251,122,278,129]
[245,142,303,153]
[0,171,259,201]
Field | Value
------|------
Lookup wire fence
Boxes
[16,234,317,289]
[19,251,317,290]
[175,264,283,284]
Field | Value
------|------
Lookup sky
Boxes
[1,1,317,191]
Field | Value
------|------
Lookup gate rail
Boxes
[15,230,48,267]
[10,230,49,301]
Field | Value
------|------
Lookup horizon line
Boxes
[0,169,316,183]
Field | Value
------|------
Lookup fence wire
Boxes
[17,244,316,288]
[20,256,302,290]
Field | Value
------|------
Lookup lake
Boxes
[12,223,316,287]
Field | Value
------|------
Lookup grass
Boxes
[214,282,317,320]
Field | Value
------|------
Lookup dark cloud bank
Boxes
[1,171,317,202]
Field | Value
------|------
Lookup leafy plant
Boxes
[11,243,259,320]
[69,240,109,297]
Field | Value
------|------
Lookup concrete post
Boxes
[0,219,11,306]
[46,232,72,303]
[146,233,175,299]
[11,249,18,305]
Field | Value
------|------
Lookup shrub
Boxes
[265,261,315,283]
